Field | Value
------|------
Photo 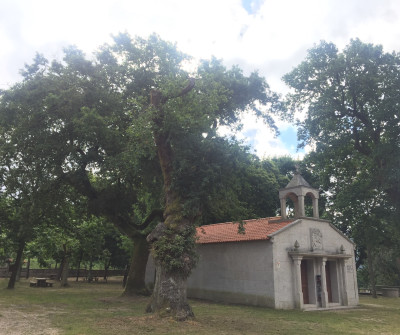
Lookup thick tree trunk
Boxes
[16,262,22,282]
[57,261,64,281]
[76,252,82,282]
[397,258,400,285]
[104,262,109,280]
[104,265,108,280]
[7,241,25,289]
[60,258,70,287]
[123,265,129,287]
[88,260,93,282]
[146,84,197,320]
[60,244,70,287]
[146,260,194,321]
[367,245,377,298]
[145,220,196,320]
[25,257,31,279]
[123,235,150,295]
[146,132,196,320]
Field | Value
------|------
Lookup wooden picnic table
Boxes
[36,278,48,287]
[30,278,54,287]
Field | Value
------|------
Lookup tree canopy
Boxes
[0,43,164,293]
[0,33,285,317]
[284,38,400,295]
[283,39,400,209]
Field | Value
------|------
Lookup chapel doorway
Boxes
[325,260,340,304]
[325,262,333,303]
[301,260,309,304]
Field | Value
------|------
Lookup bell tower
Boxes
[279,168,319,219]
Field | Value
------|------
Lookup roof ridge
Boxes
[196,217,293,244]
[198,216,282,228]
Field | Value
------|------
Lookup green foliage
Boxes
[358,247,400,287]
[183,139,291,225]
[0,33,284,302]
[283,38,400,210]
[0,37,164,244]
[104,230,132,270]
[284,39,400,288]
[152,225,198,277]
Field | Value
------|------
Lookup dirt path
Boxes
[0,307,61,335]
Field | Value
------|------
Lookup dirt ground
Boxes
[0,306,60,335]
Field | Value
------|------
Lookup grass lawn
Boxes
[1,278,399,335]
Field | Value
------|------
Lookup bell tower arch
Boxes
[279,170,319,219]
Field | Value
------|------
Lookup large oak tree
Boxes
[283,39,400,294]
[0,34,283,317]
[102,34,283,319]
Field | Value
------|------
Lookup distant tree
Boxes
[283,39,400,294]
[0,48,163,294]
[283,38,400,212]
[102,226,132,277]
[0,132,64,289]
[199,143,291,225]
[272,156,298,178]
[27,190,90,286]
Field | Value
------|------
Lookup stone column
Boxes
[338,259,348,306]
[297,195,305,218]
[292,255,303,309]
[280,198,287,219]
[341,259,349,306]
[312,197,319,218]
[320,257,329,308]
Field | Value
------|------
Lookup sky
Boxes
[1,0,400,159]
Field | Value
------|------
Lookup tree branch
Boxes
[352,125,371,155]
[62,168,98,200]
[159,78,195,104]
[134,208,164,231]
[166,77,195,101]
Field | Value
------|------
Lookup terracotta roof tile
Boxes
[196,217,293,244]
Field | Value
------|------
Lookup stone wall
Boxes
[145,240,275,307]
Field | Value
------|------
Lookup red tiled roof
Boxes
[196,217,293,244]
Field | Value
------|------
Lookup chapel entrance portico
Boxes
[289,251,352,310]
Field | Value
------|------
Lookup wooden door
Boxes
[325,262,333,303]
[301,260,309,304]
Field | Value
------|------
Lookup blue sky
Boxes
[1,0,400,159]
[278,128,303,157]
[242,125,304,158]
[242,0,263,15]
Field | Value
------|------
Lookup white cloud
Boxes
[0,30,13,58]
[218,112,303,159]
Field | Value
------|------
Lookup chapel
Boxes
[145,171,359,310]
